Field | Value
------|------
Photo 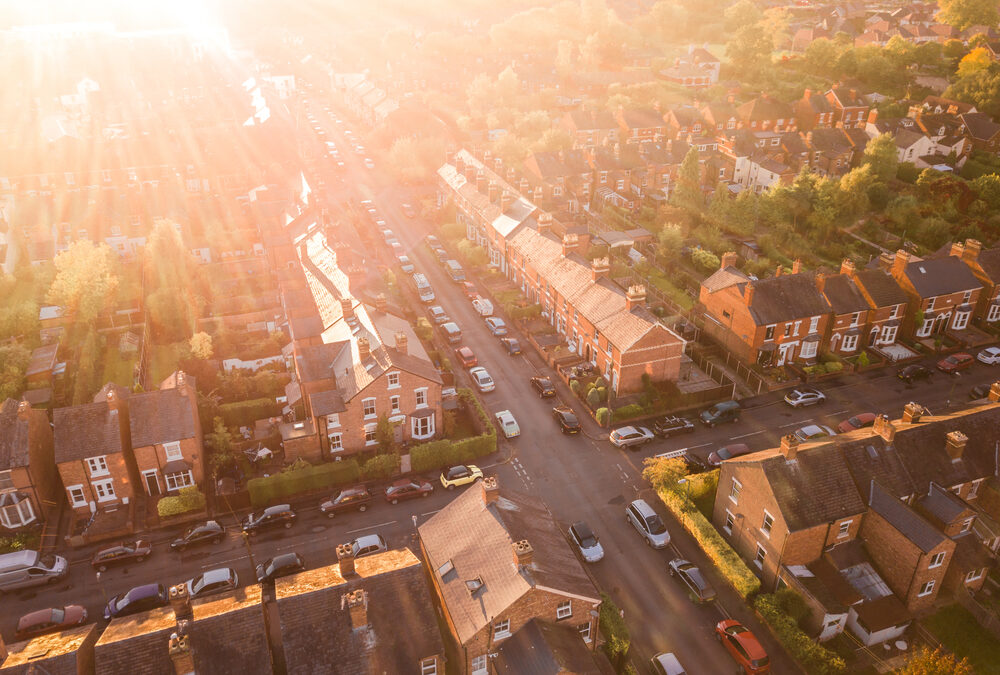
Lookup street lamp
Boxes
[95,571,109,605]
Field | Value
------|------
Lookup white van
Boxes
[413,273,435,303]
[0,550,69,593]
[441,322,462,344]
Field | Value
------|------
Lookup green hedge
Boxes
[755,593,847,675]
[361,454,399,481]
[219,397,281,428]
[0,531,40,555]
[157,486,207,517]
[599,592,631,672]
[248,459,360,507]
[658,488,761,598]
[612,403,644,422]
[410,388,496,473]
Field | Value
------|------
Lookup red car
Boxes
[837,412,877,434]
[937,353,974,373]
[16,606,88,640]
[384,478,434,504]
[716,620,769,674]
[461,281,478,298]
[456,346,477,369]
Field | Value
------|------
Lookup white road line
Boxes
[729,430,765,440]
[203,557,245,569]
[830,409,848,415]
[347,520,396,534]
[779,418,811,428]
[683,442,713,450]
[421,510,441,517]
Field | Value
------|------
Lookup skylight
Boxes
[465,576,484,594]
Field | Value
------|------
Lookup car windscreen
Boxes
[50,608,65,623]
[717,448,732,460]
[751,657,770,667]
[647,515,666,535]
[580,534,598,548]
[39,554,57,568]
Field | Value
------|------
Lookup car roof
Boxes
[353,534,384,547]
[630,499,656,516]
[615,426,639,433]
[200,567,233,583]
[269,552,301,567]
[127,583,163,600]
[572,521,595,538]
[18,608,59,628]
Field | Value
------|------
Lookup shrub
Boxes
[219,398,281,428]
[658,489,760,598]
[570,379,581,395]
[613,403,644,422]
[157,487,206,518]
[596,407,610,426]
[856,351,870,368]
[247,460,360,507]
[754,593,847,674]
[0,531,41,555]
[597,386,607,402]
[415,317,433,342]
[586,387,601,408]
[361,453,399,481]
[599,592,631,669]
[593,376,605,389]
[824,361,844,373]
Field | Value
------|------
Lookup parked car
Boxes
[568,521,604,563]
[425,235,440,248]
[668,558,717,603]
[650,653,686,675]
[469,366,495,392]
[500,337,522,355]
[653,415,695,438]
[552,406,581,434]
[91,540,151,571]
[626,499,670,548]
[460,281,478,298]
[16,606,87,640]
[793,424,837,442]
[320,486,372,518]
[484,316,508,336]
[970,383,992,400]
[428,305,449,324]
[170,521,225,551]
[937,352,974,373]
[185,567,239,600]
[256,552,305,584]
[609,426,655,448]
[531,376,556,397]
[103,583,168,620]
[699,400,741,427]
[977,346,1000,365]
[837,412,877,434]
[898,364,932,383]
[783,388,825,408]
[385,478,434,504]
[455,346,477,369]
[495,410,520,438]
[401,203,416,218]
[715,620,770,674]
[242,504,296,535]
[706,443,752,467]
[440,464,484,490]
[349,534,388,559]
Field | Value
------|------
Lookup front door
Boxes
[777,342,796,366]
[144,472,160,496]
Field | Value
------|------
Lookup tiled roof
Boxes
[868,481,945,553]
[621,108,665,129]
[747,274,832,325]
[53,400,124,463]
[94,606,176,674]
[738,96,793,122]
[275,548,443,675]
[128,387,197,449]
[295,342,348,384]
[976,247,1000,283]
[187,586,273,675]
[959,112,1000,141]
[418,485,599,644]
[309,390,346,417]
[853,269,909,307]
[493,619,610,674]
[918,482,969,524]
[903,256,982,298]
[0,399,31,470]
[820,274,869,314]
[701,266,750,293]
[0,625,98,675]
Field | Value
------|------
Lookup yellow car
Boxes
[440,464,484,490]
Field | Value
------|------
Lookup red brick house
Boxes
[887,250,983,338]
[560,110,620,149]
[736,95,796,132]
[699,102,738,133]
[950,239,1000,324]
[418,479,601,675]
[843,261,909,350]
[958,112,1000,152]
[795,89,836,130]
[614,107,667,144]
[815,270,870,356]
[826,86,870,129]
[0,400,60,531]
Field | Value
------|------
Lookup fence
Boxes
[955,587,1000,640]
[688,343,769,396]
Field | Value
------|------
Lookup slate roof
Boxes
[493,619,611,675]
[959,112,1000,141]
[0,624,98,675]
[0,399,31,470]
[295,341,349,384]
[53,400,124,463]
[747,274,832,325]
[738,96,793,122]
[903,256,982,298]
[94,606,176,674]
[853,269,909,307]
[308,390,346,417]
[976,247,1000,283]
[868,481,945,553]
[418,485,600,644]
[566,110,618,131]
[918,482,969,525]
[820,274,870,314]
[128,387,197,448]
[275,548,443,675]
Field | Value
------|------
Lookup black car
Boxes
[256,552,306,584]
[970,383,991,400]
[552,406,581,434]
[320,487,372,518]
[103,583,168,620]
[242,504,296,535]
[898,364,932,384]
[170,520,225,551]
[653,415,696,438]
[500,337,522,355]
[531,376,557,398]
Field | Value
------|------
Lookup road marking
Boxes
[830,409,848,415]
[203,557,245,569]
[729,430,765,440]
[347,520,396,534]
[682,442,713,450]
[421,510,441,517]
[779,418,811,428]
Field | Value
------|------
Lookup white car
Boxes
[609,426,655,448]
[978,347,1000,365]
[651,653,686,675]
[793,424,837,442]
[363,158,375,169]
[784,388,826,407]
[485,316,508,336]
[184,567,239,600]
[428,306,449,324]
[495,410,520,438]
[469,367,495,392]
[568,521,604,563]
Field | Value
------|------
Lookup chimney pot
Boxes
[625,285,646,311]
[744,281,756,306]
[395,331,407,355]
[336,542,356,576]
[989,382,1000,403]
[168,583,192,621]
[513,539,534,567]
[340,297,355,319]
[357,337,371,362]
[168,631,195,675]
[561,233,579,257]
[791,259,803,275]
[902,402,924,424]
[878,252,893,272]
[342,589,368,630]
[721,252,739,269]
[780,434,800,460]
[815,272,827,293]
[962,238,982,263]
[873,413,895,443]
[482,476,499,505]
[840,258,856,277]
[945,430,968,462]
[891,249,909,279]
[591,257,610,282]
[375,293,387,313]
[537,212,553,235]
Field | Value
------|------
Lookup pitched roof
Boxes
[566,110,618,131]
[0,399,31,471]
[738,96,793,122]
[903,256,982,298]
[128,386,198,448]
[308,390,346,417]
[94,605,176,674]
[0,625,98,675]
[53,400,124,463]
[918,482,969,524]
[747,274,832,325]
[418,485,599,644]
[868,481,945,553]
[701,266,750,293]
[977,247,1000,283]
[820,274,870,314]
[853,269,909,307]
[493,619,611,675]
[959,112,1000,141]
[275,548,443,675]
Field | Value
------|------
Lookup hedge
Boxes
[596,407,610,426]
[599,592,631,672]
[657,488,761,598]
[248,459,360,507]
[219,397,281,428]
[612,403,644,422]
[361,454,399,481]
[157,486,207,517]
[410,388,496,473]
[754,593,847,675]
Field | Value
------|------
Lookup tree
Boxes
[555,39,575,77]
[0,300,39,341]
[47,240,121,324]
[672,146,703,212]
[207,416,236,477]
[535,128,574,153]
[862,133,900,183]
[691,248,721,273]
[144,221,208,343]
[189,332,214,360]
[724,0,762,32]
[804,38,839,75]
[945,66,1000,117]
[936,0,999,30]
[973,173,1000,208]
[957,47,993,78]
[641,456,689,493]
[0,343,30,401]
[898,646,973,675]
[657,224,684,260]
[375,415,397,454]
[71,328,102,405]
[836,165,877,218]
[726,24,773,75]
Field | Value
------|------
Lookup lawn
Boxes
[150,341,186,385]
[923,603,1000,674]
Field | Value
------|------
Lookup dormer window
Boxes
[465,576,484,594]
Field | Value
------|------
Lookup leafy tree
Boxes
[0,343,30,401]
[535,128,574,153]
[957,47,993,78]
[671,146,703,212]
[724,0,762,32]
[207,417,236,477]
[804,38,839,75]
[387,137,443,183]
[47,240,121,324]
[440,223,465,242]
[862,133,899,183]
[71,328,102,405]
[144,221,208,343]
[945,66,1000,117]
[973,173,1000,208]
[691,249,721,273]
[555,39,575,77]
[657,224,684,260]
[189,332,214,360]
[726,24,773,75]
[376,414,397,454]
[898,646,973,675]
[0,300,39,341]
[836,165,877,218]
[937,0,999,30]
[642,456,688,493]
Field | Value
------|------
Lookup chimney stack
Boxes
[891,250,909,279]
[488,181,499,203]
[791,259,803,275]
[775,264,783,278]
[395,331,407,355]
[340,297,355,320]
[500,191,513,213]
[989,382,1000,403]
[872,414,896,443]
[16,400,31,421]
[455,155,465,176]
[902,402,923,424]
[625,285,646,311]
[721,251,739,269]
[465,162,476,183]
[962,238,982,263]
[107,388,122,415]
[561,233,579,257]
[945,430,967,462]
[168,583,193,622]
[513,539,534,568]
[877,251,893,272]
[482,475,499,505]
[780,434,800,460]
[336,542,356,577]
[840,258,856,277]
[591,257,610,282]
[949,242,965,258]
[815,272,827,293]
[342,589,368,630]
[168,629,195,675]
[375,293,387,313]
[474,172,485,195]
[537,212,553,235]
[744,281,755,306]
[357,337,371,362]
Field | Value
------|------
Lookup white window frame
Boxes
[387,371,400,389]
[471,655,488,675]
[329,433,343,452]
[929,551,945,569]
[724,510,735,535]
[412,415,434,440]
[0,470,12,490]
[841,333,859,352]
[556,601,572,619]
[730,478,742,504]
[364,424,378,446]
[881,324,898,344]
[761,510,774,537]
[754,542,766,569]
[0,496,36,528]
[326,414,340,429]
[67,484,87,507]
[968,479,983,499]
[952,309,970,331]
[961,517,975,532]
[415,388,428,409]
[579,621,592,643]
[917,580,935,597]
[988,303,1000,322]
[165,470,194,491]
[420,658,438,675]
[390,395,401,414]
[800,339,818,359]
[93,478,116,502]
[493,618,511,640]
[87,456,109,478]
[362,398,376,420]
[838,520,852,538]
[164,441,183,461]
[966,568,984,583]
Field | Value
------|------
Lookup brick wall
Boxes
[57,453,134,514]
[133,437,205,496]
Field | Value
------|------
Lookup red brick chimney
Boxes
[336,542,356,577]
[721,252,739,269]
[340,297,355,320]
[873,414,896,443]
[357,337,371,362]
[16,400,31,421]
[561,233,579,257]
[744,281,755,306]
[815,273,827,293]
[625,285,646,311]
[945,430,967,462]
[791,259,803,275]
[780,434,799,460]
[902,401,924,424]
[375,293,387,313]
[591,257,610,282]
[488,181,499,203]
[890,250,909,279]
[482,475,499,505]
[877,251,893,272]
[395,331,407,355]
[500,191,513,213]
[168,630,194,675]
[343,589,368,629]
[537,212,553,236]
[513,539,534,568]
[840,258,856,278]
[107,388,123,415]
[476,172,487,194]
[169,583,193,622]
[455,155,465,176]
[961,238,982,263]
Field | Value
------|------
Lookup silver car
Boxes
[184,567,239,600]
[626,499,670,548]
[568,521,604,563]
[651,652,686,675]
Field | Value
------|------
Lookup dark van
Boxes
[699,400,741,427]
